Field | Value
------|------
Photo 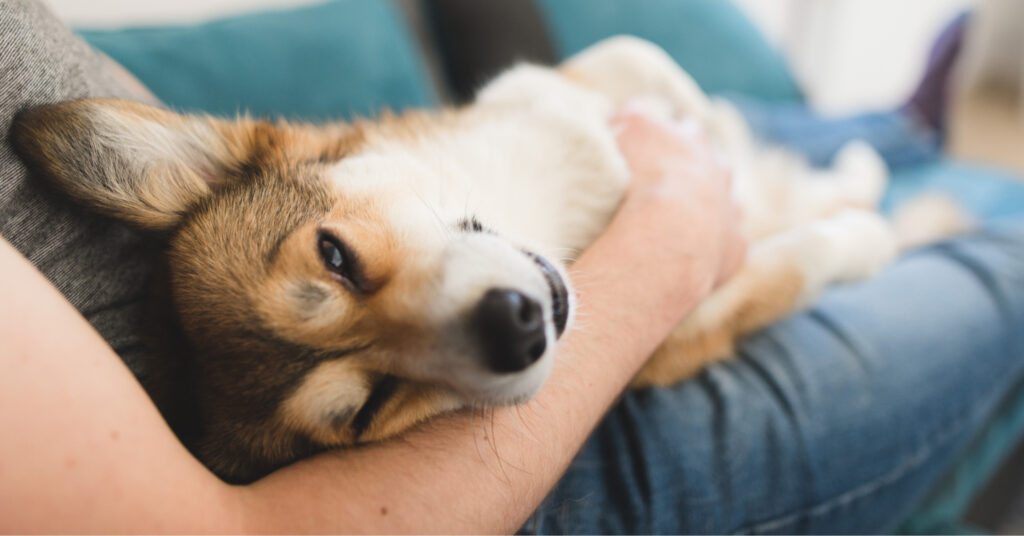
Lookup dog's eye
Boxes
[320,238,344,271]
[317,233,361,289]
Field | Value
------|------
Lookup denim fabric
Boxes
[727,96,942,171]
[728,97,1024,223]
[525,104,1024,533]
[525,222,1024,534]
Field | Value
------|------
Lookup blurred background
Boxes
[45,0,971,113]
[36,0,1024,532]
[42,0,1024,174]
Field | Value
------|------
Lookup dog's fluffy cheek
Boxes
[254,277,363,347]
[278,359,373,445]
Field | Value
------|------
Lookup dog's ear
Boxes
[10,98,312,231]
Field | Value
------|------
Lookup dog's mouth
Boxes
[524,251,569,336]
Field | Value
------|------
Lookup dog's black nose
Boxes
[473,289,547,373]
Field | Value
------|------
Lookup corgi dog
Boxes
[10,36,965,482]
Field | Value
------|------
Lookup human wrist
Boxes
[574,201,717,323]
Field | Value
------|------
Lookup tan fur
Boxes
[12,98,368,230]
[634,258,806,387]
[358,383,464,442]
[280,359,369,445]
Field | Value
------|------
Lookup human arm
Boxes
[0,112,742,533]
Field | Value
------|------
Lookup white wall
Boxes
[42,0,318,26]
[734,0,976,115]
[730,0,795,47]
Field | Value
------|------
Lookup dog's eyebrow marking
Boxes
[265,223,304,266]
[457,216,486,233]
[351,374,400,439]
[328,406,358,430]
[292,282,329,320]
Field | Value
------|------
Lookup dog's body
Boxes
[11,36,961,482]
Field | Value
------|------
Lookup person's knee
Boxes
[925,219,1024,298]
[901,219,1024,349]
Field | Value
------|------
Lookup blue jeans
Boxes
[524,105,1024,533]
[727,96,942,171]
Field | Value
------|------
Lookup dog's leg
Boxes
[559,35,713,123]
[559,37,892,221]
[739,139,890,242]
[632,208,898,387]
[789,141,888,220]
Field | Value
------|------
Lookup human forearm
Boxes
[0,237,240,533]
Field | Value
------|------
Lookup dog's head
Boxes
[10,99,573,480]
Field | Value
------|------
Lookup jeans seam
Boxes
[734,411,972,534]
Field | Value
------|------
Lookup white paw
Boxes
[833,140,888,207]
[891,193,974,250]
[818,209,898,283]
[758,210,897,307]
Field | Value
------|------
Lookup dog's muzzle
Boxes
[524,251,569,336]
[469,251,570,375]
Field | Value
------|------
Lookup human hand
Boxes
[565,108,745,350]
[610,109,746,293]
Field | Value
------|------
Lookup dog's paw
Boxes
[832,140,888,208]
[818,209,898,283]
[891,193,974,250]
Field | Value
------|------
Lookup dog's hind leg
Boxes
[632,208,898,388]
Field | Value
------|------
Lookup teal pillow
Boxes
[79,0,437,120]
[534,0,803,102]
